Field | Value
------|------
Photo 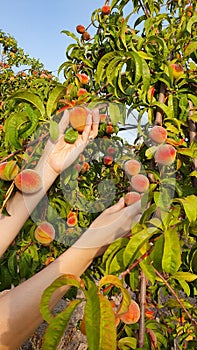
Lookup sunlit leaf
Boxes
[162,228,181,274]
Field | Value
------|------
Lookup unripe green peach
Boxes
[124,191,141,206]
[14,169,42,193]
[34,221,55,246]
[131,174,149,193]
[0,161,19,181]
[124,159,141,176]
[154,144,176,166]
[149,125,167,144]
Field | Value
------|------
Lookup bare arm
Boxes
[0,199,142,350]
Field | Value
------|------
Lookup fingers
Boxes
[105,197,125,214]
[91,108,100,138]
[124,199,142,219]
[57,110,70,135]
[81,112,92,142]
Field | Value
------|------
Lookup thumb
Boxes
[106,197,125,214]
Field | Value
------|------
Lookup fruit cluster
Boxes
[149,125,176,166]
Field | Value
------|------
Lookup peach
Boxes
[154,144,176,166]
[102,5,111,15]
[69,106,88,133]
[45,257,55,266]
[100,114,107,123]
[76,25,85,34]
[0,161,19,181]
[103,155,113,165]
[124,191,141,206]
[149,125,167,144]
[170,63,184,80]
[119,300,140,324]
[131,174,149,193]
[106,146,116,155]
[14,169,42,193]
[106,123,114,134]
[77,88,87,97]
[76,73,89,85]
[34,221,55,246]
[74,163,82,172]
[124,159,141,176]
[67,212,78,227]
[80,162,90,174]
[147,86,155,102]
[82,31,90,41]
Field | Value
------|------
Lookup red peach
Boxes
[81,162,90,174]
[76,73,89,85]
[103,155,113,165]
[102,5,111,15]
[124,191,141,206]
[77,88,87,97]
[67,214,78,227]
[106,146,116,155]
[124,159,141,176]
[14,169,42,193]
[147,86,155,102]
[45,257,55,266]
[119,300,140,324]
[149,125,167,144]
[170,63,184,80]
[69,106,88,133]
[34,221,55,246]
[131,174,149,193]
[0,161,19,181]
[74,163,82,172]
[100,114,107,123]
[76,25,86,34]
[106,123,114,134]
[82,31,90,41]
[154,144,176,166]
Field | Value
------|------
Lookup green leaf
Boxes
[184,41,197,57]
[187,15,197,33]
[98,294,117,350]
[99,275,131,315]
[64,127,78,144]
[21,105,40,139]
[4,160,17,180]
[46,85,66,118]
[118,337,137,349]
[4,113,22,149]
[123,227,155,268]
[42,299,82,350]
[8,252,17,275]
[153,101,173,119]
[172,271,197,282]
[175,195,197,222]
[162,228,181,274]
[96,51,122,84]
[61,30,80,44]
[84,284,101,350]
[9,91,45,116]
[140,259,156,285]
[109,102,126,125]
[40,274,83,324]
[49,120,59,142]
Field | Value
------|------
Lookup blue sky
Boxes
[0,0,105,79]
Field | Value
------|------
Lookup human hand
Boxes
[38,106,100,175]
[73,197,142,253]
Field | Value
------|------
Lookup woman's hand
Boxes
[39,107,100,175]
[73,197,142,254]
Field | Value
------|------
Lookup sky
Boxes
[0,0,107,80]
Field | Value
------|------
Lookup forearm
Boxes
[0,160,58,257]
[0,246,98,350]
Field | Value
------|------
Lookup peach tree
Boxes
[1,0,197,349]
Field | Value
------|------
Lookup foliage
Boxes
[1,0,197,349]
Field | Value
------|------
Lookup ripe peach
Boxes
[124,191,141,206]
[106,123,114,134]
[100,114,107,123]
[119,300,140,324]
[0,161,19,181]
[69,106,88,133]
[82,31,90,41]
[149,125,167,144]
[131,174,149,193]
[14,169,42,193]
[170,63,184,80]
[76,25,85,34]
[102,5,111,15]
[154,144,176,166]
[80,162,90,174]
[34,221,55,246]
[74,163,82,172]
[147,86,155,102]
[103,155,113,165]
[45,257,55,266]
[76,73,89,85]
[67,213,78,227]
[124,159,141,176]
[106,146,116,155]
[77,88,87,97]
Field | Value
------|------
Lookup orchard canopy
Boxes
[0,0,197,349]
